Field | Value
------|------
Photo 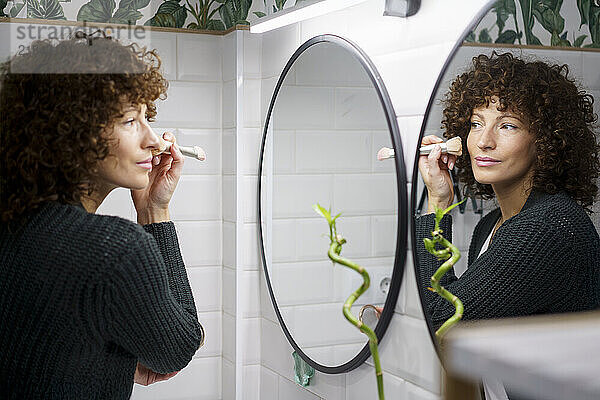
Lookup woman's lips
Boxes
[137,157,153,169]
[474,156,501,167]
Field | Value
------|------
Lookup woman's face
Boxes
[466,97,537,191]
[96,103,161,191]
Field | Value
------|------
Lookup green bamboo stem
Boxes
[428,231,463,338]
[423,201,465,339]
[313,203,385,399]
[328,239,384,400]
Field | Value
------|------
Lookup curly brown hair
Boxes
[441,51,600,209]
[0,35,168,223]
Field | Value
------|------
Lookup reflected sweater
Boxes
[0,202,204,399]
[415,191,600,331]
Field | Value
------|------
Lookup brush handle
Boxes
[162,143,206,161]
[419,142,459,155]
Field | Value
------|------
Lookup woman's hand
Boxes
[134,362,179,386]
[417,135,456,213]
[132,132,184,225]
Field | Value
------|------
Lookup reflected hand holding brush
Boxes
[419,136,462,156]
[377,137,462,162]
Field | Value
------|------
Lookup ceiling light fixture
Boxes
[250,0,369,34]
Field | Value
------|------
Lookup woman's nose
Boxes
[477,126,495,149]
[142,122,161,149]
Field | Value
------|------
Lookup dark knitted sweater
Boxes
[0,202,204,399]
[416,191,600,331]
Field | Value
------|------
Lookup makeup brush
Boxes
[152,140,206,161]
[377,147,395,161]
[419,136,462,156]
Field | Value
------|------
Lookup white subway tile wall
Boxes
[244,79,263,128]
[223,266,236,317]
[397,115,425,183]
[242,223,261,270]
[188,267,222,313]
[170,176,221,220]
[279,377,321,400]
[223,311,236,363]
[223,79,237,130]
[241,128,263,175]
[195,311,222,358]
[149,33,177,81]
[222,129,237,176]
[243,364,261,400]
[373,43,456,117]
[261,24,301,79]
[222,358,235,400]
[346,363,407,400]
[242,317,262,365]
[260,366,280,399]
[131,357,222,399]
[177,129,222,175]
[155,81,221,128]
[261,77,279,126]
[177,34,223,82]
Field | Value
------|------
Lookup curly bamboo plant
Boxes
[313,203,384,400]
[423,201,465,338]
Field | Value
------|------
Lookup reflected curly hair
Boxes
[442,51,599,209]
[0,35,168,223]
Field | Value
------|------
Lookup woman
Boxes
[416,51,600,400]
[0,34,204,398]
[417,51,600,336]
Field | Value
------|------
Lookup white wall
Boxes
[221,29,264,400]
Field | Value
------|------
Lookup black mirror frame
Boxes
[257,34,408,374]
[410,0,497,361]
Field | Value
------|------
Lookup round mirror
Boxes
[258,35,408,373]
[412,0,600,370]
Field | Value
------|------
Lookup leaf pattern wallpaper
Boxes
[468,0,600,48]
[5,0,597,43]
[0,0,307,31]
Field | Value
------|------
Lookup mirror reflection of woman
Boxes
[416,52,600,399]
[0,36,204,398]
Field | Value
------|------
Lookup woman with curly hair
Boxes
[0,34,204,399]
[416,51,600,397]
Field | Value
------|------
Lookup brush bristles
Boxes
[419,137,462,156]
[377,147,395,161]
[151,138,169,156]
[446,137,462,156]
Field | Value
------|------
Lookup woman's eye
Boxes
[470,121,482,129]
[500,123,517,130]
[124,119,135,126]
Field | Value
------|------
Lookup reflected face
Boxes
[96,103,161,191]
[466,97,536,190]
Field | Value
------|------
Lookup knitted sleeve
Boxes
[143,222,196,316]
[102,223,204,374]
[415,213,576,331]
